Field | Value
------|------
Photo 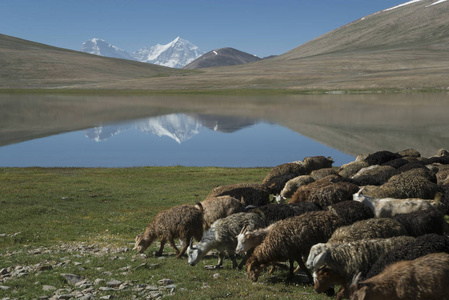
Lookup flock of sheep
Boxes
[133,149,449,300]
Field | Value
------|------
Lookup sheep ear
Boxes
[313,251,328,269]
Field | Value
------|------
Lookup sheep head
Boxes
[246,257,266,282]
[306,243,328,270]
[187,237,202,266]
[313,265,335,293]
[133,233,154,253]
[235,225,249,255]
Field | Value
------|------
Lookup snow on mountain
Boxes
[81,36,204,68]
[133,36,204,68]
[81,38,134,61]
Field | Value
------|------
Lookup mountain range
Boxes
[183,47,261,69]
[81,36,204,68]
[1,0,449,90]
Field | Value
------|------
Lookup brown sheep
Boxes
[350,252,449,300]
[246,210,345,282]
[205,183,270,207]
[289,175,345,203]
[201,196,244,230]
[133,203,203,258]
[262,162,307,195]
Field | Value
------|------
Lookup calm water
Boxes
[0,113,354,167]
[1,93,448,168]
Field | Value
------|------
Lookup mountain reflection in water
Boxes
[0,113,354,168]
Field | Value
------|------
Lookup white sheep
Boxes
[353,188,444,217]
[187,210,266,269]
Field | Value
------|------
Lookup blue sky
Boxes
[1,0,407,58]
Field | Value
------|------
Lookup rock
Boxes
[94,278,106,286]
[99,287,115,291]
[60,273,84,285]
[213,273,220,279]
[106,279,122,287]
[42,285,57,291]
[99,296,114,300]
[148,291,162,298]
[0,285,10,290]
[157,278,174,286]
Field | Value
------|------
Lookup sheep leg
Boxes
[176,239,189,259]
[229,253,238,269]
[155,239,166,257]
[168,238,180,255]
[215,252,225,269]
[296,259,313,283]
[287,259,295,282]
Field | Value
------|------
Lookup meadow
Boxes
[0,167,328,299]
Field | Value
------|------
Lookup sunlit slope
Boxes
[1,0,449,90]
[0,34,184,89]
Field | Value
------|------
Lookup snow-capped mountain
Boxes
[81,38,134,61]
[133,37,204,68]
[81,37,204,68]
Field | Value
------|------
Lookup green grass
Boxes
[0,166,332,299]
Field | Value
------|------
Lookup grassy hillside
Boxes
[1,0,449,91]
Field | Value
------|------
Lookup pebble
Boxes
[157,278,174,286]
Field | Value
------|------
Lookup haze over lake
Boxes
[1,93,448,167]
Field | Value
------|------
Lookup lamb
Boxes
[201,195,244,230]
[302,155,334,174]
[361,150,401,166]
[310,167,339,180]
[246,210,345,282]
[353,189,445,217]
[205,183,270,207]
[350,252,449,300]
[326,200,374,226]
[280,175,315,199]
[187,210,266,269]
[326,218,407,244]
[365,233,449,280]
[392,208,448,237]
[309,236,415,300]
[133,203,204,258]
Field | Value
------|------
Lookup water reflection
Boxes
[1,93,449,168]
[0,113,354,167]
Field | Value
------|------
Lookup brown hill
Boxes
[183,47,261,69]
[1,0,449,90]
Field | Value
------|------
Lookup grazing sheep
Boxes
[353,190,445,217]
[326,200,374,226]
[280,175,315,199]
[339,160,370,178]
[205,183,270,207]
[309,236,415,300]
[350,165,396,186]
[327,218,407,244]
[307,181,360,207]
[247,202,322,225]
[290,175,346,203]
[187,210,266,269]
[133,203,204,258]
[365,233,449,280]
[358,168,440,200]
[302,156,334,174]
[246,210,345,282]
[350,252,449,300]
[310,168,339,180]
[362,150,401,166]
[201,196,244,230]
[396,148,421,158]
[392,208,448,237]
[236,223,274,255]
[262,162,307,195]
[238,202,322,254]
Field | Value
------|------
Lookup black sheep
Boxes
[392,208,448,237]
[326,200,374,226]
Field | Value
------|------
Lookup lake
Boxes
[1,93,448,168]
